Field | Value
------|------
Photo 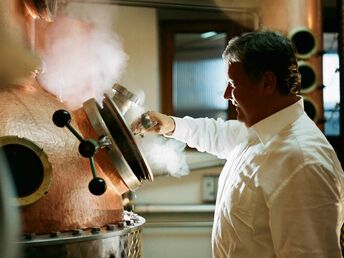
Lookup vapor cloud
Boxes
[37,6,127,110]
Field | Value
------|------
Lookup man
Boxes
[132,31,344,258]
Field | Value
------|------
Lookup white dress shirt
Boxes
[171,98,344,258]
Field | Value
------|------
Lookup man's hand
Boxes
[130,111,175,135]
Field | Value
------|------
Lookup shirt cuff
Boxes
[164,116,189,140]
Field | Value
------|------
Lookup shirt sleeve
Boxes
[268,163,343,258]
[168,116,247,159]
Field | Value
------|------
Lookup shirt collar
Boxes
[250,96,304,145]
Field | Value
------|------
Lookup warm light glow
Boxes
[24,0,40,20]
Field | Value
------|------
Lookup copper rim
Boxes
[289,27,317,59]
[303,96,320,123]
[298,60,318,93]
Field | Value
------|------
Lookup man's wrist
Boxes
[166,116,176,135]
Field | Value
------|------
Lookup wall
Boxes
[113,6,161,111]
[134,166,221,258]
[68,3,160,111]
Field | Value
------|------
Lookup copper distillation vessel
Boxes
[0,1,153,257]
[0,77,153,258]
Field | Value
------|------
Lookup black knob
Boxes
[88,177,107,195]
[52,110,71,127]
[52,108,107,196]
[79,140,97,158]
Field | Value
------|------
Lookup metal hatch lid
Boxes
[100,94,153,183]
[83,99,143,191]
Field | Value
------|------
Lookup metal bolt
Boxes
[117,221,126,229]
[24,233,36,240]
[125,220,134,226]
[72,229,83,236]
[106,224,116,231]
[50,232,61,238]
[98,135,112,149]
[91,227,101,234]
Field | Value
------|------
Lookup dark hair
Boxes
[222,30,301,95]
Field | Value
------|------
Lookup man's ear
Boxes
[262,71,277,96]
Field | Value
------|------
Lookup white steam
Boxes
[34,2,190,177]
[137,134,190,177]
[37,11,127,110]
[125,102,190,178]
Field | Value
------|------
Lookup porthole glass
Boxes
[290,28,316,58]
[0,136,52,206]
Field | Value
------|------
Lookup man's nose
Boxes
[223,84,232,100]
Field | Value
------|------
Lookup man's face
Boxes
[224,62,265,127]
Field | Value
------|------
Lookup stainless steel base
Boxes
[19,212,144,258]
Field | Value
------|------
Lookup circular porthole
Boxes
[303,97,320,123]
[289,27,317,59]
[0,136,52,206]
[298,61,317,93]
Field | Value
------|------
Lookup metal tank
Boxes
[260,0,324,129]
[0,1,154,256]
[0,73,152,257]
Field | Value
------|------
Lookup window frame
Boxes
[159,19,250,119]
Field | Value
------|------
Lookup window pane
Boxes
[323,33,340,136]
[173,33,228,119]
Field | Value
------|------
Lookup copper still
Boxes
[260,0,324,129]
[0,2,154,257]
[0,75,153,257]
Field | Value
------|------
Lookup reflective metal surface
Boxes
[101,94,153,182]
[81,83,153,191]
[289,27,317,59]
[0,151,20,258]
[83,99,143,191]
[260,0,323,126]
[24,0,58,22]
[0,135,52,206]
[0,76,124,234]
[20,211,144,258]
[112,84,140,115]
[298,60,318,93]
